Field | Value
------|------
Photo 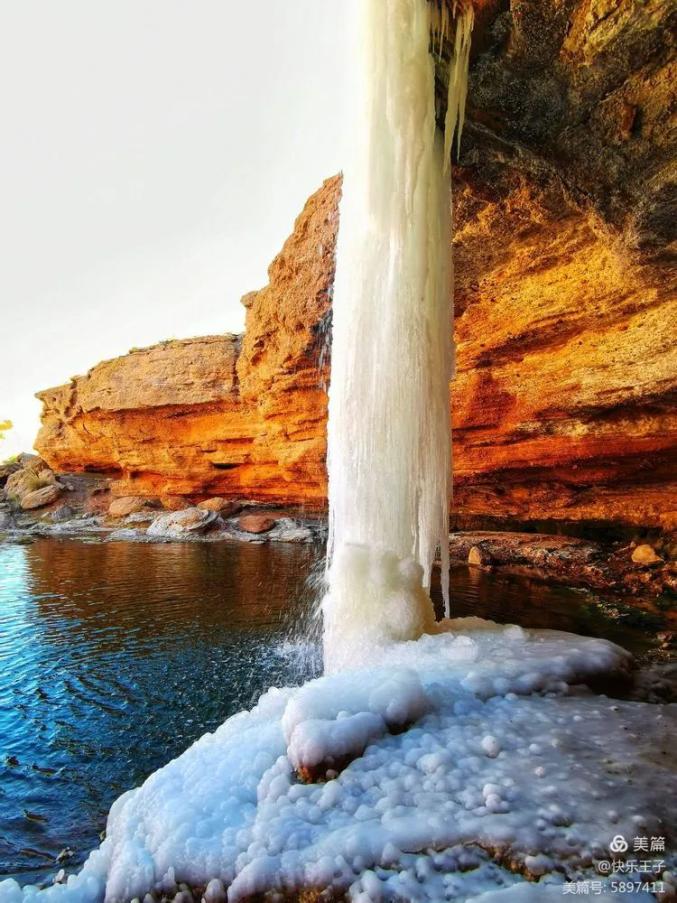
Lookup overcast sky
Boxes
[0,0,351,458]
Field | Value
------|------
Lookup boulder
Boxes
[108,496,155,518]
[21,484,62,510]
[0,461,20,486]
[6,471,31,498]
[631,544,663,566]
[237,513,278,534]
[6,467,56,502]
[468,545,492,567]
[161,496,191,511]
[147,507,217,537]
[198,497,242,516]
[124,511,157,524]
[16,453,47,472]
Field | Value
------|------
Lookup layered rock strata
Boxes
[36,0,676,529]
[36,177,340,508]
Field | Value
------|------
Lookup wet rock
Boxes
[447,531,677,598]
[468,545,491,566]
[21,484,62,510]
[237,513,278,534]
[109,496,155,518]
[631,544,663,566]
[271,521,314,542]
[147,507,218,537]
[0,509,13,530]
[198,497,242,516]
[108,528,147,542]
[23,809,46,823]
[49,504,75,522]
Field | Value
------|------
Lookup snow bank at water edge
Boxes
[1,620,675,903]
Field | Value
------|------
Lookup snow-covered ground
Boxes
[1,619,675,903]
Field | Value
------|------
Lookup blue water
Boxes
[0,539,321,883]
[0,537,657,884]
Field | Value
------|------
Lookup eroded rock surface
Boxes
[34,2,675,530]
[36,177,340,509]
[447,0,676,528]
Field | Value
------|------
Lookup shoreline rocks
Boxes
[20,483,62,510]
[449,531,676,602]
[1,466,673,606]
[146,508,218,537]
[237,513,278,534]
[108,496,157,518]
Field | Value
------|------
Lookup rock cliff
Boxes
[36,0,676,529]
[36,178,340,507]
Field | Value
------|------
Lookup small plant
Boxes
[0,419,12,443]
[24,472,54,493]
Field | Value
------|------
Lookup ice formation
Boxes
[3,3,675,903]
[2,622,674,903]
[323,0,473,671]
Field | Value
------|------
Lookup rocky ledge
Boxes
[0,456,324,547]
[450,530,677,606]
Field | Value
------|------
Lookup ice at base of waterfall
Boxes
[1,619,675,903]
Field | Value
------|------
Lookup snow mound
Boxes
[283,669,429,773]
[1,621,673,903]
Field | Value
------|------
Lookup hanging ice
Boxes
[323,0,473,672]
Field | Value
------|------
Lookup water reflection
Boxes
[0,540,321,882]
[438,565,656,651]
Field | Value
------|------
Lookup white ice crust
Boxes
[2,619,674,903]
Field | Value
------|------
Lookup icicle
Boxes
[439,2,447,57]
[322,0,473,673]
[443,4,474,166]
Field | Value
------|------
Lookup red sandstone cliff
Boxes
[36,0,676,529]
[36,178,341,507]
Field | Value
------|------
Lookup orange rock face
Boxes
[36,178,340,508]
[35,1,676,530]
[451,165,676,528]
[35,168,675,529]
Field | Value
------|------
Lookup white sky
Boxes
[0,0,351,458]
